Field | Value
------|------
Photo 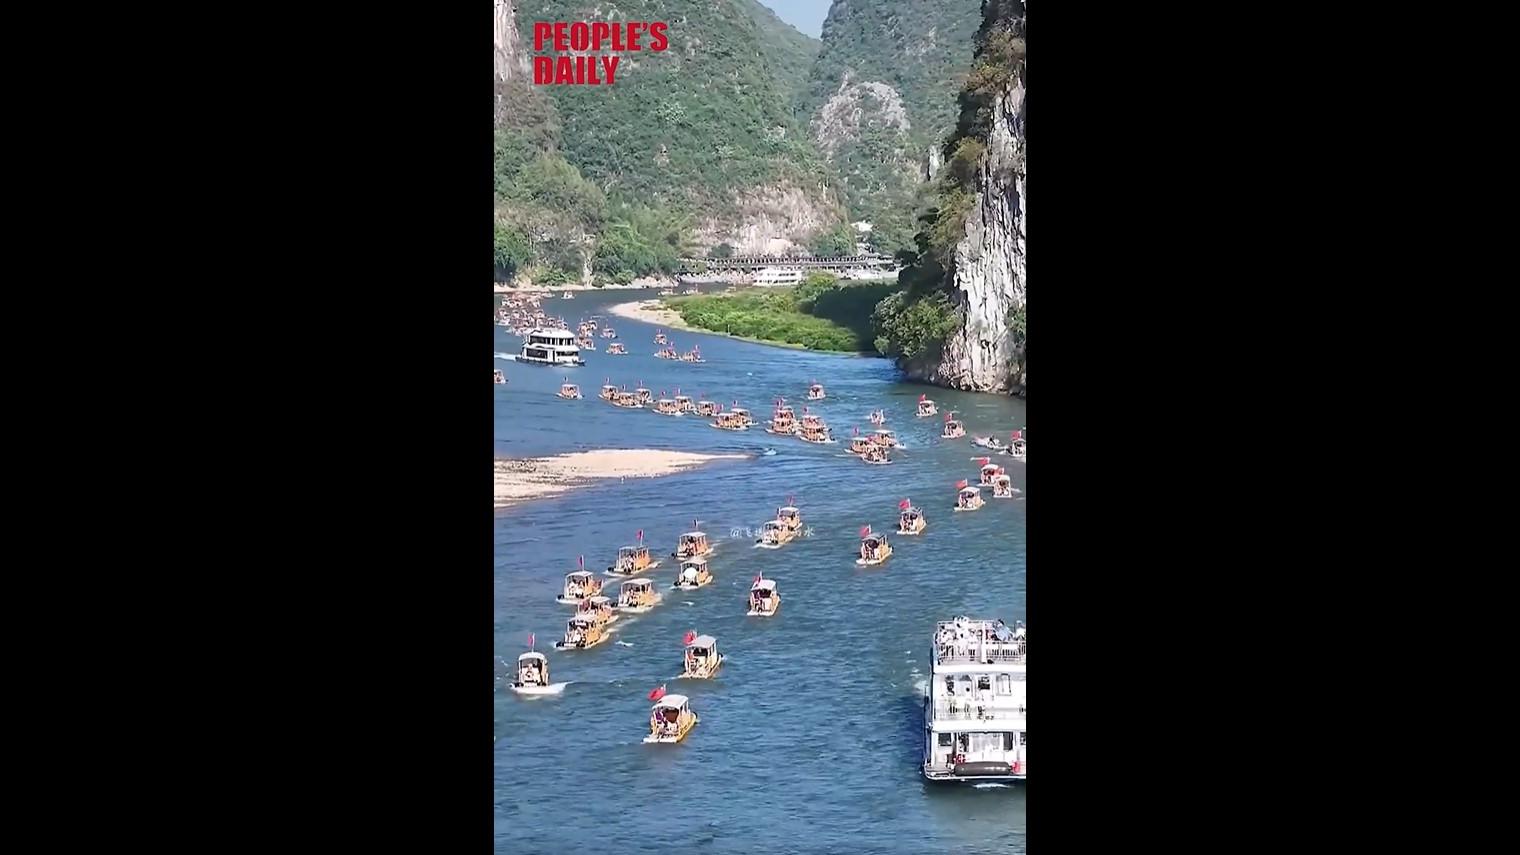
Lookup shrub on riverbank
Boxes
[666,276,902,352]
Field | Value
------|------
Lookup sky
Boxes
[758,0,831,38]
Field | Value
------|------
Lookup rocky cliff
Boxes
[872,0,1024,395]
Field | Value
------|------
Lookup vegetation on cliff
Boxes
[871,0,1024,359]
[805,0,982,253]
[666,275,902,352]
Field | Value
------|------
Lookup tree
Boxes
[710,243,734,259]
[494,222,533,282]
[811,224,857,257]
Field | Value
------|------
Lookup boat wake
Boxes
[511,681,570,697]
[615,640,635,647]
[495,352,518,361]
[972,782,1012,789]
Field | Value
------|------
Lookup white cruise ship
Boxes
[922,618,1026,782]
[752,266,805,287]
[518,328,584,366]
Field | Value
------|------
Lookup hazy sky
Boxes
[758,0,831,38]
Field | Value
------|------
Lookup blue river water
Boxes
[494,288,1027,854]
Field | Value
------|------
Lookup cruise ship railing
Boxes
[933,646,1027,665]
[930,703,1027,721]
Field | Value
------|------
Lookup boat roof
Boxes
[874,429,895,434]
[863,533,887,542]
[588,595,611,605]
[566,571,593,580]
[518,651,546,661]
[601,384,617,389]
[569,614,595,625]
[675,395,691,400]
[761,520,785,529]
[779,506,798,513]
[960,486,981,494]
[654,694,689,708]
[619,544,647,553]
[686,635,717,648]
[681,557,709,567]
[658,399,675,404]
[562,382,578,388]
[982,462,1001,470]
[751,579,777,591]
[731,407,750,412]
[636,387,650,392]
[681,531,706,538]
[993,473,1011,481]
[622,578,653,589]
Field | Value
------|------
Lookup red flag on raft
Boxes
[754,573,763,584]
[636,529,643,541]
[683,630,696,645]
[649,684,667,701]
[1012,430,1023,439]
[979,457,991,465]
[860,524,872,537]
[528,633,535,649]
[578,555,584,568]
[957,479,969,489]
[900,498,911,510]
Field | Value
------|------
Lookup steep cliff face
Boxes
[923,73,1024,393]
[493,0,529,83]
[874,0,1024,394]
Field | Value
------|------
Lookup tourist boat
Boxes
[654,332,669,345]
[578,594,619,627]
[916,394,938,417]
[869,409,886,425]
[654,346,678,360]
[673,527,712,560]
[575,334,597,351]
[555,566,602,604]
[796,413,832,444]
[634,387,654,406]
[898,501,927,535]
[856,526,892,567]
[561,291,574,300]
[510,650,556,694]
[607,342,627,355]
[695,400,721,417]
[807,381,826,401]
[519,328,585,366]
[730,407,753,427]
[679,634,724,679]
[617,578,661,613]
[870,429,899,448]
[611,390,642,408]
[608,538,659,576]
[653,398,682,416]
[557,383,582,400]
[848,428,874,456]
[598,383,618,401]
[1008,431,1026,460]
[777,503,803,533]
[978,460,1003,486]
[673,394,696,413]
[672,557,713,591]
[922,618,1026,782]
[493,369,506,385]
[755,519,795,549]
[766,403,798,435]
[747,576,780,616]
[991,472,1018,499]
[955,484,985,512]
[643,691,698,744]
[861,444,892,465]
[554,613,608,650]
[710,411,748,431]
[679,347,704,363]
[942,413,966,439]
[601,326,617,338]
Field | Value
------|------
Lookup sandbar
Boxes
[495,448,748,509]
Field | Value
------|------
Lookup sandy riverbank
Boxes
[495,448,748,509]
[606,300,695,331]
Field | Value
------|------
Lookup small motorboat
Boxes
[861,444,891,465]
[916,394,938,418]
[607,342,628,355]
[601,326,617,339]
[653,398,682,416]
[868,409,886,425]
[577,595,619,627]
[607,539,659,576]
[493,369,506,385]
[561,291,575,300]
[856,526,892,567]
[870,429,899,448]
[611,390,642,408]
[553,613,608,650]
[711,411,749,431]
[806,381,826,401]
[796,413,832,444]
[509,650,561,695]
[766,402,798,435]
[972,436,1009,452]
[673,527,713,560]
[978,460,1003,486]
[671,557,714,591]
[679,347,705,363]
[955,484,985,512]
[942,412,965,439]
[848,429,874,455]
[555,565,602,604]
[755,519,794,549]
[598,383,618,401]
[991,472,1019,499]
[759,448,777,456]
[747,576,780,617]
[898,501,926,535]
[1007,430,1026,460]
[654,332,669,345]
[558,383,582,400]
[643,691,698,744]
[654,346,678,360]
[776,504,803,533]
[617,578,661,613]
[679,634,724,679]
[673,394,696,414]
[696,400,721,417]
[633,387,654,406]
[729,407,753,427]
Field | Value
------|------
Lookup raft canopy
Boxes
[566,571,593,582]
[622,579,653,591]
[863,534,886,546]
[681,557,708,569]
[588,595,611,606]
[960,486,981,496]
[518,651,546,662]
[686,635,717,649]
[569,614,595,626]
[761,520,785,531]
[752,579,777,592]
[654,694,689,709]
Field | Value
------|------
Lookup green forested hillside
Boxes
[741,0,821,118]
[804,0,981,253]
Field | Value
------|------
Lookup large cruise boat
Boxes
[752,266,805,287]
[519,328,584,366]
[922,618,1026,783]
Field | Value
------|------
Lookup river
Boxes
[495,288,1027,854]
